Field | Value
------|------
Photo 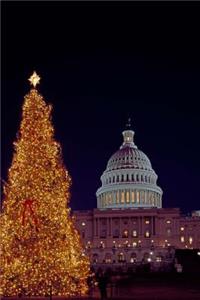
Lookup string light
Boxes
[0,77,90,296]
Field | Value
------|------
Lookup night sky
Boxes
[2,2,200,213]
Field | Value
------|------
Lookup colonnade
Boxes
[102,172,156,185]
[98,189,161,208]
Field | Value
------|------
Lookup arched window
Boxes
[105,253,112,263]
[143,253,150,262]
[121,174,124,182]
[93,253,99,263]
[126,174,129,181]
[117,175,119,182]
[130,253,137,263]
[113,176,115,183]
[118,252,125,262]
[122,230,129,238]
[132,174,134,181]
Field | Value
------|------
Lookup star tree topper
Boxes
[28,71,41,88]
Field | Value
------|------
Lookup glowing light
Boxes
[180,236,185,243]
[0,86,91,296]
[147,258,151,262]
[28,71,41,87]
[145,231,150,238]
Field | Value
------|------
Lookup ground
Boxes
[2,273,200,300]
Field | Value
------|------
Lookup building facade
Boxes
[74,122,200,270]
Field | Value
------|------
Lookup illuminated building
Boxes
[74,120,200,270]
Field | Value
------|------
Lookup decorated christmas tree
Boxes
[0,72,90,296]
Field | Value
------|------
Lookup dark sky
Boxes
[2,2,200,213]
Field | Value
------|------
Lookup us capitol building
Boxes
[74,121,200,270]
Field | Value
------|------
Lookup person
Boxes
[96,270,108,300]
[87,274,95,299]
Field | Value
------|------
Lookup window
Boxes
[130,253,137,263]
[126,174,129,181]
[141,191,145,203]
[136,191,140,203]
[131,191,135,203]
[86,241,91,249]
[166,220,171,224]
[180,236,185,243]
[81,222,86,226]
[109,193,112,204]
[121,175,124,182]
[132,230,137,237]
[123,230,128,238]
[145,219,150,225]
[121,191,125,203]
[126,191,130,203]
[113,229,119,238]
[114,219,119,225]
[100,229,107,238]
[166,228,171,236]
[112,241,116,248]
[93,253,98,263]
[118,252,125,262]
[100,241,105,248]
[189,237,193,244]
[105,253,112,263]
[116,191,119,203]
[180,227,184,231]
[156,256,162,262]
[101,219,106,226]
[145,231,150,238]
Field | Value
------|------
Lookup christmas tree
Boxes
[0,72,90,296]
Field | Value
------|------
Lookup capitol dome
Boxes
[96,120,163,209]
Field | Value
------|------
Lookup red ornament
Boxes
[21,199,39,230]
